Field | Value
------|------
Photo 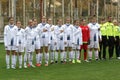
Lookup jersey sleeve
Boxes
[4,26,8,46]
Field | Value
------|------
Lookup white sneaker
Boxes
[31,64,36,68]
[11,65,16,69]
[24,64,27,68]
[118,57,120,60]
[7,65,10,69]
[84,60,89,62]
[19,65,22,69]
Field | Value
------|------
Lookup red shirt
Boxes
[80,25,90,43]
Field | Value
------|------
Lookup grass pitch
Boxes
[0,43,120,80]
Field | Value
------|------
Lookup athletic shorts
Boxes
[5,46,16,51]
[73,44,80,50]
[16,45,25,52]
[81,44,88,50]
[56,40,65,50]
[40,37,49,47]
[88,40,99,48]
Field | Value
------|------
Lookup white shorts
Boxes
[49,41,56,50]
[88,40,99,48]
[34,40,40,49]
[26,40,35,52]
[5,46,16,51]
[40,37,49,47]
[73,44,80,50]
[65,40,73,47]
[16,45,25,52]
[56,40,65,50]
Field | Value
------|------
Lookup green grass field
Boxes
[0,43,120,80]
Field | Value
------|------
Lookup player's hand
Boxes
[60,30,64,33]
[54,42,57,45]
[43,28,47,32]
[5,46,7,48]
[64,42,67,44]
[51,28,54,31]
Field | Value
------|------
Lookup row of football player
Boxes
[4,16,102,69]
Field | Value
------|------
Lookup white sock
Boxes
[29,52,33,65]
[95,50,98,59]
[64,52,67,61]
[88,51,92,59]
[6,54,10,66]
[11,55,15,66]
[50,51,54,62]
[14,55,17,66]
[19,55,22,66]
[72,51,75,60]
[69,51,73,61]
[36,54,39,64]
[24,53,27,65]
[45,53,49,64]
[76,50,80,60]
[39,53,43,64]
[60,52,64,61]
[55,52,58,61]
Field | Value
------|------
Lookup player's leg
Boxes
[60,41,65,64]
[75,45,81,63]
[54,46,58,63]
[94,42,99,60]
[68,46,73,63]
[44,38,49,66]
[72,44,76,63]
[44,46,49,66]
[50,43,55,64]
[6,49,10,69]
[83,44,89,62]
[11,50,16,69]
[88,41,94,61]
[18,52,22,68]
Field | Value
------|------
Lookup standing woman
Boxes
[24,19,36,68]
[4,17,18,69]
[32,18,41,67]
[88,16,101,61]
[16,21,25,68]
[72,19,83,63]
[47,18,57,64]
[37,16,50,66]
[80,19,90,62]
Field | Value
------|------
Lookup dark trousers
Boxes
[99,36,108,59]
[115,36,120,58]
[108,36,115,59]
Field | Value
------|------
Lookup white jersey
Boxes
[54,25,66,42]
[37,23,50,38]
[4,25,18,46]
[49,25,56,42]
[73,26,83,45]
[25,26,38,52]
[88,23,101,42]
[16,28,25,47]
[32,25,40,42]
[62,24,74,43]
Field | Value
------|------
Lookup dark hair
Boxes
[8,17,14,21]
[73,19,79,25]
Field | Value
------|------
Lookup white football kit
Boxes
[37,23,50,47]
[62,24,74,47]
[32,26,41,49]
[73,26,83,50]
[16,28,25,52]
[54,25,67,50]
[88,23,101,48]
[49,25,57,50]
[4,25,18,50]
[25,26,37,52]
